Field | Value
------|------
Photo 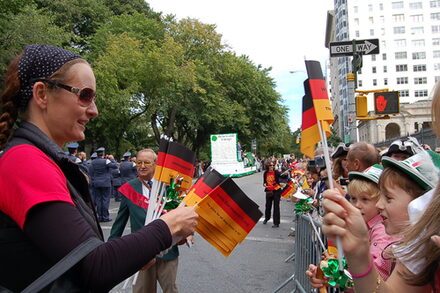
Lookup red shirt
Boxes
[0,144,74,229]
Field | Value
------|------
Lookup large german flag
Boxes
[300,81,320,158]
[195,177,262,256]
[305,60,334,136]
[154,139,196,191]
[185,168,226,207]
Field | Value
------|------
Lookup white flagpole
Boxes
[317,120,344,271]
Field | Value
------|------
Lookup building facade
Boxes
[358,99,432,143]
[328,0,439,142]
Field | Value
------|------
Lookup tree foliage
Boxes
[0,2,294,158]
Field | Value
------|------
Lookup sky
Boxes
[147,0,334,131]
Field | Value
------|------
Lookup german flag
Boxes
[300,81,321,158]
[280,181,296,198]
[154,139,196,191]
[153,139,170,183]
[305,60,334,136]
[195,177,262,256]
[185,168,226,207]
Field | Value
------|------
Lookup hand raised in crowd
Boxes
[305,264,328,289]
[322,189,370,257]
[160,206,198,239]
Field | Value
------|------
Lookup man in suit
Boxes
[109,149,185,293]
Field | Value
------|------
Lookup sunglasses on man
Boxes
[31,78,96,106]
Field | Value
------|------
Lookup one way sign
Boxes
[329,39,379,57]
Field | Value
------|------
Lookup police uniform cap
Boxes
[91,152,98,159]
[67,142,79,149]
[123,152,131,158]
[96,147,105,152]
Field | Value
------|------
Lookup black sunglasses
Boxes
[32,78,96,106]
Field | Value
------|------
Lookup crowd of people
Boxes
[0,43,439,292]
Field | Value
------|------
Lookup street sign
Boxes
[330,39,379,57]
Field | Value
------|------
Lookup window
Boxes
[411,27,424,34]
[382,40,387,48]
[384,78,388,85]
[395,39,407,47]
[400,90,409,97]
[436,76,440,82]
[381,28,386,35]
[393,14,405,22]
[354,18,359,25]
[392,1,404,9]
[369,17,374,24]
[414,77,427,84]
[359,80,363,87]
[394,26,405,34]
[432,13,440,20]
[431,0,440,7]
[433,25,440,34]
[396,64,408,71]
[358,68,362,74]
[409,2,423,9]
[413,64,427,71]
[435,63,440,70]
[372,66,377,73]
[434,38,440,45]
[414,90,428,97]
[413,52,426,59]
[370,29,374,36]
[354,6,358,13]
[355,30,360,38]
[372,55,376,61]
[369,4,373,11]
[380,16,385,23]
[410,14,424,22]
[380,3,384,10]
[383,53,387,60]
[412,39,425,46]
[395,51,407,59]
[384,65,388,73]
[373,79,377,86]
[434,50,440,58]
[397,77,409,84]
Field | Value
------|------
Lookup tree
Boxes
[0,4,72,76]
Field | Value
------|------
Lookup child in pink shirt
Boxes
[307,164,397,289]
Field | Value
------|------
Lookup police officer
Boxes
[119,152,137,184]
[109,154,122,202]
[91,147,117,222]
[66,142,81,163]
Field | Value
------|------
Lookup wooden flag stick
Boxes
[317,120,344,271]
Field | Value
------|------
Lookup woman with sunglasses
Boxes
[263,162,282,227]
[0,45,198,292]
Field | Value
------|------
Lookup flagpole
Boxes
[317,120,344,271]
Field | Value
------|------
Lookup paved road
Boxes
[102,172,297,293]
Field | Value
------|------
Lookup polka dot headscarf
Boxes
[17,44,80,109]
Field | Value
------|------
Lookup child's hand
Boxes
[305,264,328,288]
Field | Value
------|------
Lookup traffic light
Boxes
[356,95,368,117]
[374,91,399,115]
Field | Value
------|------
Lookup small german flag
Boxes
[195,177,262,257]
[305,60,334,137]
[185,168,226,207]
[300,82,321,158]
[154,139,196,190]
[280,181,296,198]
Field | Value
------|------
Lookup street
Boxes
[102,172,297,293]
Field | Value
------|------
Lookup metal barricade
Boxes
[273,214,340,293]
